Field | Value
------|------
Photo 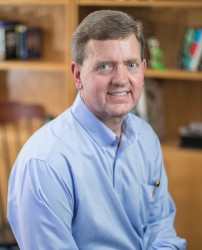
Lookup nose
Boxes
[112,64,128,86]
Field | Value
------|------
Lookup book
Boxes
[185,28,202,71]
[15,25,42,60]
[178,27,195,69]
[0,21,20,60]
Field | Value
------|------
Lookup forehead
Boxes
[85,34,141,62]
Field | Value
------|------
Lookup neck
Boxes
[80,91,124,138]
[102,116,124,138]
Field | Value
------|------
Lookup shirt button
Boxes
[102,147,107,153]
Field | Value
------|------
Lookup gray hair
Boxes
[71,10,145,65]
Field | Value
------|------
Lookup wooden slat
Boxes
[0,125,10,223]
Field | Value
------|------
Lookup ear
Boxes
[142,59,147,73]
[71,61,83,90]
[142,59,147,86]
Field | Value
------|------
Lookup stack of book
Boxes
[179,27,202,72]
[0,21,42,61]
[0,21,20,60]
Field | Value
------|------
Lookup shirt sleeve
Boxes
[143,138,187,249]
[7,158,78,250]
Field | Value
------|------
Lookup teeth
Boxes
[110,92,128,96]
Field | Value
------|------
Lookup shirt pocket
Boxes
[140,183,161,221]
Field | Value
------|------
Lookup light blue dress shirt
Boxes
[8,93,186,249]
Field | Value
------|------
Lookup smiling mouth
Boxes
[107,91,128,97]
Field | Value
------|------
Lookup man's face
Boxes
[71,34,146,125]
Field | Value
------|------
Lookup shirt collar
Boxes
[71,92,139,149]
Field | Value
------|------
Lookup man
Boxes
[8,10,186,249]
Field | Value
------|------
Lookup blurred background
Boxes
[0,0,202,249]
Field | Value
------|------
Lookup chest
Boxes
[70,141,158,227]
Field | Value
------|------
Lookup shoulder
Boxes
[16,108,78,170]
[9,108,78,199]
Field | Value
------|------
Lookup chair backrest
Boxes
[0,102,46,225]
[0,102,46,123]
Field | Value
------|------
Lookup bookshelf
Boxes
[1,0,201,127]
[75,0,202,138]
[0,0,77,115]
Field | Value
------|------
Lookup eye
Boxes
[96,63,113,75]
[100,64,108,70]
[128,62,137,68]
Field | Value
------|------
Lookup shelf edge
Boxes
[145,69,202,81]
[78,0,202,8]
[0,0,69,6]
[0,61,68,72]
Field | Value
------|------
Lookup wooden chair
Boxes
[0,102,46,248]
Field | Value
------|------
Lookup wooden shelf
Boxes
[161,137,202,157]
[0,0,68,5]
[161,137,202,159]
[1,61,202,80]
[145,68,202,81]
[0,60,68,72]
[78,0,202,8]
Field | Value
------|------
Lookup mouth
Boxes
[107,91,129,97]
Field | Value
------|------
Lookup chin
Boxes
[113,105,133,116]
[110,109,131,118]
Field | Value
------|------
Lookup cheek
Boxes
[93,76,110,92]
[131,75,144,89]
[82,76,105,101]
[130,77,144,101]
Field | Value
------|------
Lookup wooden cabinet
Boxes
[0,0,77,115]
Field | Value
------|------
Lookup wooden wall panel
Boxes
[163,143,202,250]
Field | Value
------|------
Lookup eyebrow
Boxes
[94,60,113,65]
[94,58,142,68]
[125,58,142,63]
[95,58,140,65]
